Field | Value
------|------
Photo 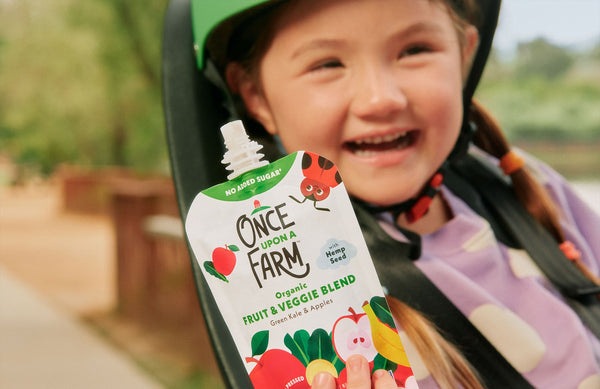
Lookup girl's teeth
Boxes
[354,150,378,157]
[355,132,407,145]
[348,131,412,156]
[382,133,402,142]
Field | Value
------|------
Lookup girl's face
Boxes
[235,0,478,206]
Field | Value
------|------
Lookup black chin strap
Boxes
[355,161,449,224]
[352,161,448,261]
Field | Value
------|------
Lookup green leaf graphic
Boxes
[203,261,228,283]
[308,328,335,362]
[284,332,310,366]
[373,353,397,373]
[294,330,310,355]
[329,331,346,373]
[251,330,269,357]
[228,245,240,252]
[333,355,345,374]
[370,296,395,328]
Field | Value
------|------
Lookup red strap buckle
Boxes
[406,173,444,223]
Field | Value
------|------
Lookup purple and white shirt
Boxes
[382,154,600,389]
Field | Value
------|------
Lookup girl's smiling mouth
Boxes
[344,130,418,157]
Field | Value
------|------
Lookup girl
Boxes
[188,0,600,387]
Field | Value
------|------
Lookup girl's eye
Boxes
[399,44,432,58]
[310,59,343,72]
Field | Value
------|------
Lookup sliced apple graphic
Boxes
[332,307,378,363]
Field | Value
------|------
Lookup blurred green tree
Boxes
[0,0,169,176]
[480,35,600,128]
[514,38,574,80]
[590,42,600,60]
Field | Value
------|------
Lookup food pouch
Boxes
[185,121,417,389]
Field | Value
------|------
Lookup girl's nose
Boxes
[350,66,407,120]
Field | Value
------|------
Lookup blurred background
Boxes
[0,0,598,388]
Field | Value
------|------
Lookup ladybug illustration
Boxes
[289,152,342,211]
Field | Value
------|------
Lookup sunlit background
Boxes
[477,0,600,182]
[1,1,599,388]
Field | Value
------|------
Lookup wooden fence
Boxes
[60,168,220,373]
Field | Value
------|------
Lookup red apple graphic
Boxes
[332,307,378,363]
[245,349,309,389]
[212,246,237,276]
[392,364,415,388]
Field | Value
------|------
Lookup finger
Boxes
[372,369,399,389]
[345,355,372,389]
[311,372,336,389]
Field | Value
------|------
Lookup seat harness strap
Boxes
[353,204,535,389]
[450,155,600,339]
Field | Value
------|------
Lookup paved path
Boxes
[0,267,163,389]
[0,185,115,315]
[0,185,164,389]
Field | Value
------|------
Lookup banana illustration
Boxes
[362,302,411,367]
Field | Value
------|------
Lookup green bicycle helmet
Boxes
[192,0,500,110]
[192,1,279,69]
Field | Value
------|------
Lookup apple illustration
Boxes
[212,245,237,276]
[245,349,309,389]
[332,307,378,363]
[392,365,416,388]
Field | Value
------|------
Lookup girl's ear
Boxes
[225,63,278,135]
[461,25,480,81]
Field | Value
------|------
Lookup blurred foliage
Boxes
[0,0,169,176]
[477,38,600,144]
[514,38,574,80]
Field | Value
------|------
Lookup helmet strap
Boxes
[356,161,448,224]
[448,119,477,163]
[204,58,241,122]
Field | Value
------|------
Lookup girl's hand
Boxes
[311,355,398,389]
